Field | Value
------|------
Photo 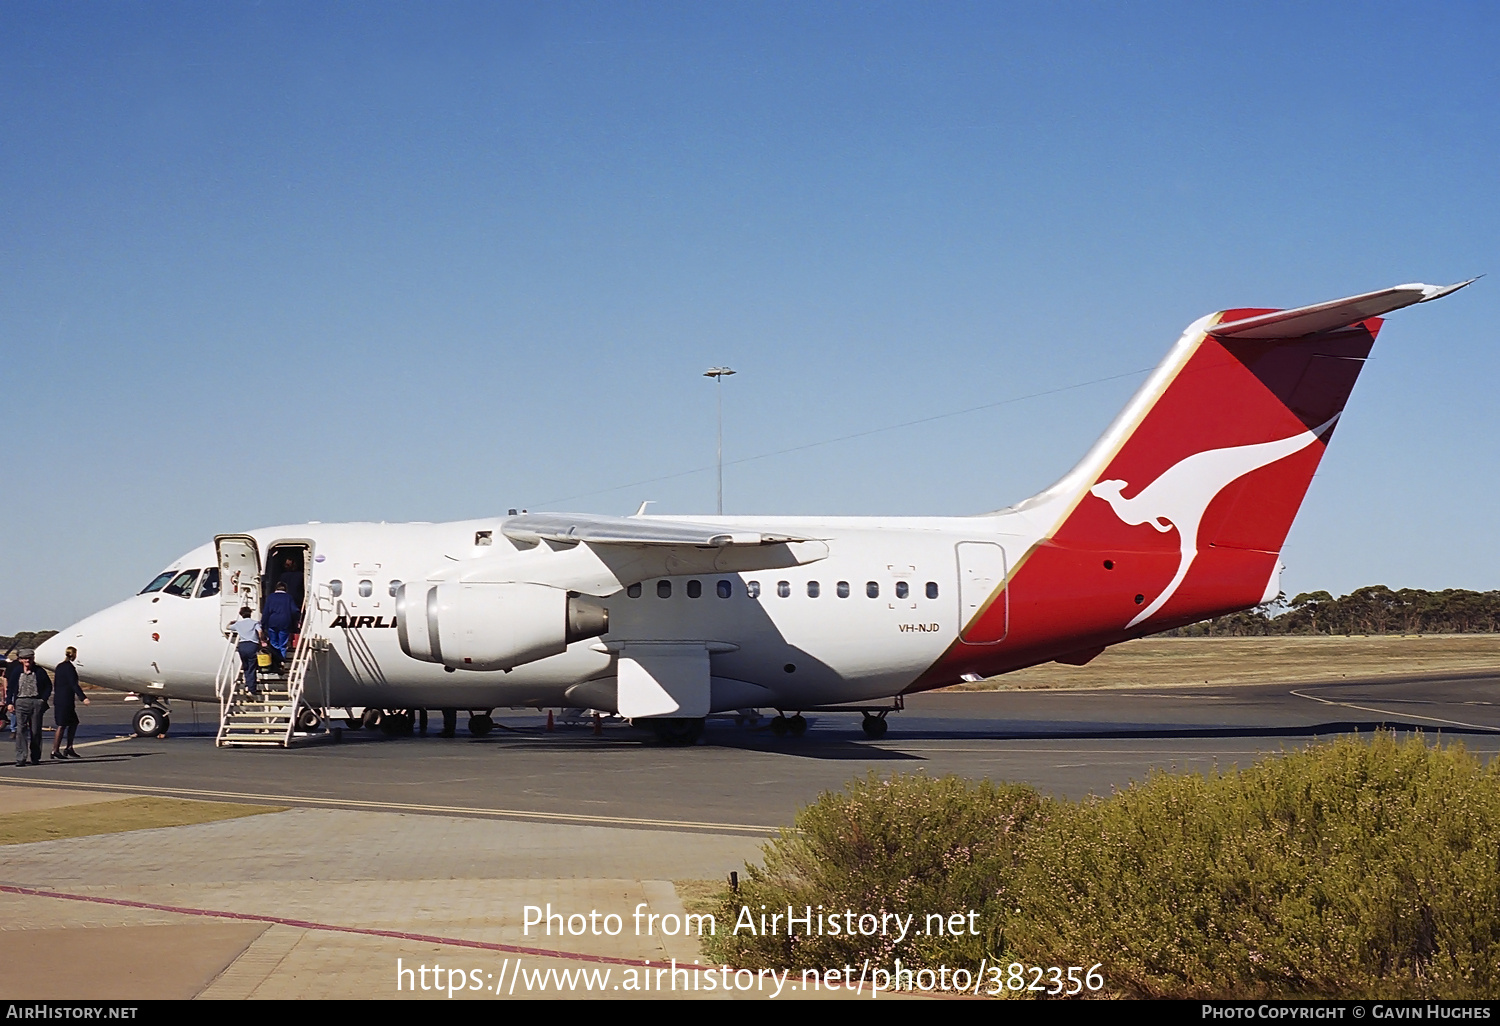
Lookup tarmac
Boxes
[2,670,1498,1000]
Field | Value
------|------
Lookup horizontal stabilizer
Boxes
[1208,279,1475,340]
[503,512,815,547]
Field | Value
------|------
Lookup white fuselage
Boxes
[40,512,1044,713]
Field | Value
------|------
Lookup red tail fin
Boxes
[917,281,1472,686]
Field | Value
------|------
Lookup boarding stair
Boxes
[215,626,321,748]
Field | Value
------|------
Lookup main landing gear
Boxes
[769,714,807,738]
[765,695,902,741]
[649,718,704,745]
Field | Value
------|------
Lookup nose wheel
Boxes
[132,706,170,738]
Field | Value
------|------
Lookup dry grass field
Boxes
[944,634,1500,691]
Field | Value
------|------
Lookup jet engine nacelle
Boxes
[396,582,609,671]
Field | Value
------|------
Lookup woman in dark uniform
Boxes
[50,646,89,760]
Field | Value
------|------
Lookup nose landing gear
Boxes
[132,705,170,738]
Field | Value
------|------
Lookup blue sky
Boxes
[3,1,1496,629]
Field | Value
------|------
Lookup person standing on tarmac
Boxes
[6,649,52,767]
[0,650,14,733]
[50,647,89,760]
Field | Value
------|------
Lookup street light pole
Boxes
[703,367,736,515]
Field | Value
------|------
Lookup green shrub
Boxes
[704,771,1048,969]
[704,734,1500,999]
[1007,733,1500,998]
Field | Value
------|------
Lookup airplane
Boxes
[35,280,1472,745]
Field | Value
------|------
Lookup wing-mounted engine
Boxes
[396,582,608,671]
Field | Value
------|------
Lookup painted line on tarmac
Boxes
[0,883,669,969]
[0,778,778,835]
[1289,689,1500,733]
[74,735,136,749]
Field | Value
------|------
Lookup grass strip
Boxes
[0,796,284,845]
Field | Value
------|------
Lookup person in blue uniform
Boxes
[50,646,89,760]
[262,582,300,663]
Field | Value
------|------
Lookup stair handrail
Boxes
[214,632,239,735]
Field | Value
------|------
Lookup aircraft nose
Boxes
[42,600,144,690]
[34,632,67,666]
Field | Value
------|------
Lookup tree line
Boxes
[1165,586,1500,637]
[0,630,58,656]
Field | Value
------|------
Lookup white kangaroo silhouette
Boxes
[1090,415,1338,628]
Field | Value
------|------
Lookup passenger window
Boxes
[359,580,373,598]
[657,580,672,598]
[197,568,221,598]
[687,580,702,599]
[777,581,790,598]
[837,581,850,598]
[926,581,939,599]
[896,581,909,600]
[627,583,642,598]
[389,580,402,597]
[163,570,199,598]
[747,581,761,599]
[140,571,176,595]
[866,581,880,599]
[329,580,343,597]
[717,580,732,599]
[807,581,820,598]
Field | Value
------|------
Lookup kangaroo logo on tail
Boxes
[1090,415,1338,628]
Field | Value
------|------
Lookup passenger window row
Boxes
[625,579,941,600]
[326,579,402,599]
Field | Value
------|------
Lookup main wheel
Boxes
[788,714,808,737]
[468,713,494,736]
[769,715,789,737]
[361,708,383,730]
[296,707,321,733]
[650,718,704,745]
[861,715,888,739]
[132,707,164,738]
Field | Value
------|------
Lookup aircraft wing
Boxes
[431,512,830,595]
[502,512,817,547]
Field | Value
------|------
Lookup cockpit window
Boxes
[162,570,200,598]
[140,571,176,595]
[197,568,221,598]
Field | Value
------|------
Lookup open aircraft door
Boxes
[957,541,1008,644]
[215,534,261,633]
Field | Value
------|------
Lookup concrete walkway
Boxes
[0,783,826,1000]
